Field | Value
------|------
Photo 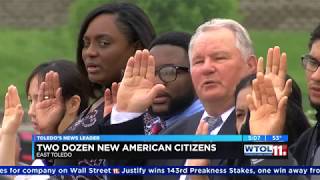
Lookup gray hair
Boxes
[188,18,254,63]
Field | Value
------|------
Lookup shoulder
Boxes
[290,127,315,165]
[64,103,105,134]
[161,110,204,134]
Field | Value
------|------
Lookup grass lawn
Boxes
[0,28,75,108]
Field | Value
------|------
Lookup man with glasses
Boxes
[111,32,203,135]
[290,24,320,170]
[144,32,204,134]
[229,24,320,180]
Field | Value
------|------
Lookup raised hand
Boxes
[247,73,289,135]
[104,82,119,117]
[185,120,210,180]
[36,71,65,134]
[0,85,24,166]
[257,46,292,100]
[1,85,24,135]
[116,49,165,112]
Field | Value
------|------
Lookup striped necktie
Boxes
[204,116,223,133]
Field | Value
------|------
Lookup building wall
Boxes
[0,0,318,31]
[239,0,320,31]
[0,0,73,28]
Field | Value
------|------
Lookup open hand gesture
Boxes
[248,73,289,135]
[36,71,65,134]
[104,82,119,117]
[0,85,24,166]
[257,46,291,100]
[116,49,165,112]
[1,85,24,135]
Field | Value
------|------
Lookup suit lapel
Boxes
[218,109,237,135]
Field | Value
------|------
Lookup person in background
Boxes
[289,24,320,170]
[235,73,310,145]
[144,31,204,134]
[26,60,90,135]
[7,60,90,180]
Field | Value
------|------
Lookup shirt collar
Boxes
[201,106,235,123]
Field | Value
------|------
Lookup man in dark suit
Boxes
[112,18,256,135]
[111,18,257,180]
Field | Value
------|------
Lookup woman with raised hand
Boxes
[235,73,310,145]
[0,59,90,180]
[26,60,90,135]
[35,3,155,179]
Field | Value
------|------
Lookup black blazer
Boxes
[144,110,237,180]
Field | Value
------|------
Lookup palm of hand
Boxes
[250,104,278,135]
[265,74,284,100]
[118,76,154,112]
[36,100,64,131]
[2,107,22,134]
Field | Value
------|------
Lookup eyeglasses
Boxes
[301,54,320,72]
[155,64,189,83]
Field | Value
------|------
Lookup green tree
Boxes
[67,0,240,37]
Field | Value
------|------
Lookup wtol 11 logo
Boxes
[243,144,288,156]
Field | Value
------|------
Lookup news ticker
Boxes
[0,166,319,176]
[32,135,288,159]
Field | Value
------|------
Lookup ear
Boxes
[246,55,257,74]
[65,95,81,116]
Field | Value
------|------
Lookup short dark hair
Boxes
[149,32,191,53]
[25,60,90,114]
[76,2,156,87]
[309,24,320,50]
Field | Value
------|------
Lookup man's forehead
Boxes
[310,40,320,56]
[151,45,188,66]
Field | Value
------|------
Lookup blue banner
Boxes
[0,166,317,176]
[33,135,288,142]
[242,135,288,142]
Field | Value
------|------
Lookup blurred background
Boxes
[0,0,318,164]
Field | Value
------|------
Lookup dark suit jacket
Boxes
[144,110,237,180]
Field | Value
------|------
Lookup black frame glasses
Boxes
[301,54,320,72]
[155,64,189,83]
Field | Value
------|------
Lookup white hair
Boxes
[188,18,254,64]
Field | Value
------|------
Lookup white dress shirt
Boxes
[200,107,235,135]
